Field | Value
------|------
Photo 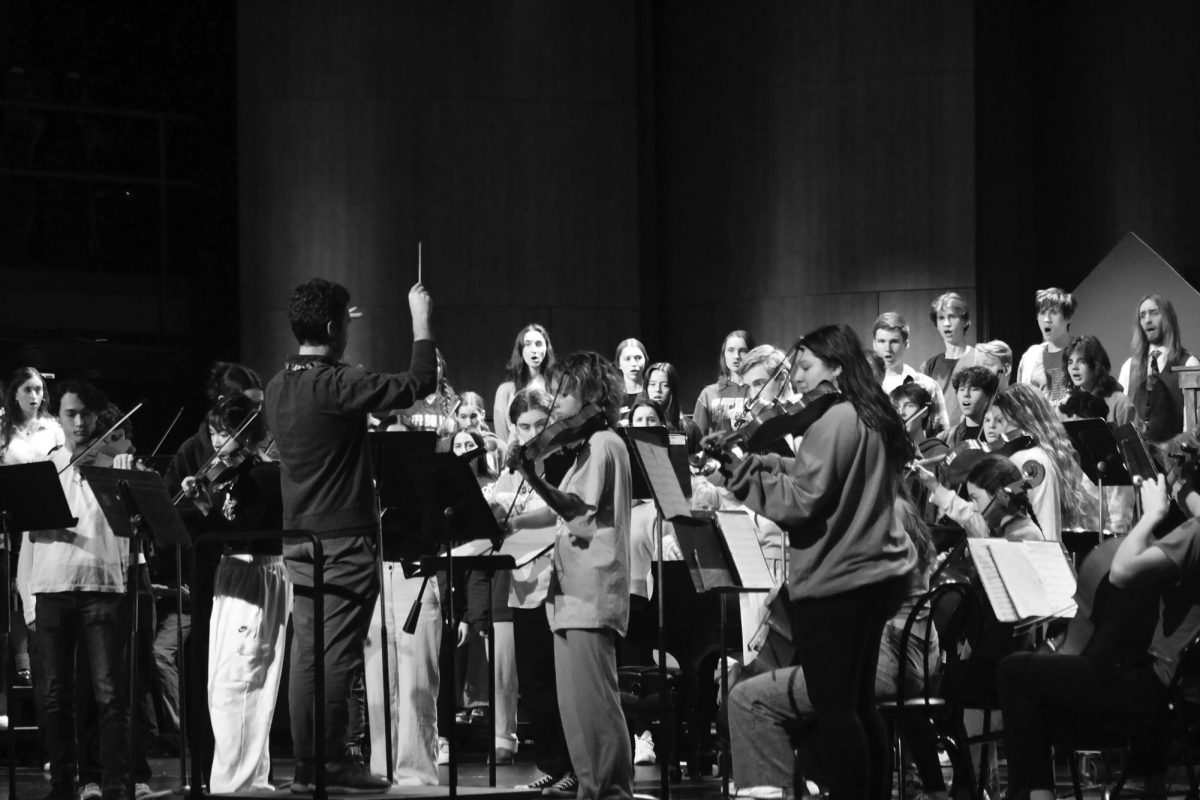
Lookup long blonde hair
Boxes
[993,383,1086,526]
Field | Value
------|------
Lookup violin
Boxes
[507,403,607,476]
[172,409,261,515]
[691,382,844,475]
[925,429,1038,487]
[1152,429,1200,513]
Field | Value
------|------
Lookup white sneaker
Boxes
[732,787,782,799]
[79,783,102,800]
[436,737,450,766]
[135,784,173,800]
[633,731,656,765]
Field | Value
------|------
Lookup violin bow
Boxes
[150,406,185,458]
[170,408,261,505]
[61,402,144,475]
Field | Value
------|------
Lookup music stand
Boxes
[81,467,191,800]
[620,426,695,800]
[1063,419,1135,533]
[673,513,772,800]
[368,430,437,783]
[398,452,509,795]
[0,462,77,800]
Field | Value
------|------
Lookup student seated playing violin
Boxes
[999,473,1200,800]
[979,384,1089,540]
[915,454,1044,542]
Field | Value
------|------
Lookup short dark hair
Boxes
[207,362,264,404]
[288,278,351,345]
[207,394,268,446]
[952,366,1000,397]
[53,379,108,414]
[889,382,932,409]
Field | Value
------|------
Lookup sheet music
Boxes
[630,438,691,519]
[715,511,774,590]
[1021,541,1078,619]
[500,528,556,566]
[966,539,1019,623]
[988,543,1053,620]
[449,528,555,567]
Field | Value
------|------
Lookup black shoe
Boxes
[518,772,559,791]
[290,763,315,795]
[325,760,390,794]
[542,771,579,799]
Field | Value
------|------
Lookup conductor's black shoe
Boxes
[325,760,390,794]
[290,763,314,795]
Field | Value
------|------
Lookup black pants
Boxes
[789,576,906,800]
[284,533,378,763]
[998,651,1167,794]
[513,606,571,775]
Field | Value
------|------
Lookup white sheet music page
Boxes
[966,539,1019,623]
[1021,541,1078,619]
[498,527,556,566]
[987,541,1053,620]
[715,511,774,590]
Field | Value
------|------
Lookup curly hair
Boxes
[992,383,1086,526]
[287,278,351,346]
[548,351,624,427]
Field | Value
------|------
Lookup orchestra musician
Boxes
[489,387,578,795]
[507,352,634,800]
[17,380,135,800]
[263,278,436,793]
[709,324,916,800]
[178,395,290,794]
[999,473,1200,800]
[1116,293,1200,444]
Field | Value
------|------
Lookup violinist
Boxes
[939,366,998,447]
[999,473,1200,800]
[982,384,1089,540]
[264,277,436,794]
[488,387,577,794]
[915,455,1042,541]
[17,379,133,800]
[709,324,916,800]
[183,395,290,794]
[164,362,263,500]
[507,352,633,800]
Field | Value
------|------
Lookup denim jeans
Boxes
[36,591,130,791]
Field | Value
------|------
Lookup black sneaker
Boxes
[518,772,559,791]
[542,771,579,798]
[325,760,390,794]
[290,763,315,795]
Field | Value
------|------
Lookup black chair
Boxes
[881,580,984,800]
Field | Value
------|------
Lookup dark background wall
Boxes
[3,1,1200,439]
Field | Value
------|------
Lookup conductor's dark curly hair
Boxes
[288,278,351,346]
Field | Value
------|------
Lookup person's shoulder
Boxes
[1019,343,1043,361]
[1152,517,1200,577]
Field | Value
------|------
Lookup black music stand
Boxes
[81,467,190,800]
[620,426,695,800]
[1063,419,1135,533]
[368,430,438,784]
[390,452,509,795]
[0,462,77,800]
[673,514,772,800]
